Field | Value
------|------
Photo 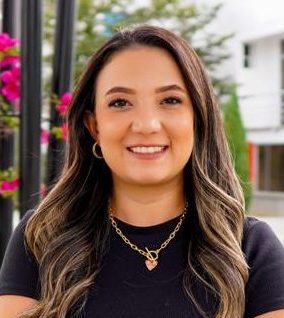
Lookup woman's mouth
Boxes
[126,145,168,160]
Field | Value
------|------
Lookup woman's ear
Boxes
[83,110,100,142]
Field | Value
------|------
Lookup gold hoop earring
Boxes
[92,142,104,159]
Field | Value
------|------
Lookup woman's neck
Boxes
[109,176,187,226]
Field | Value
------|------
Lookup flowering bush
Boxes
[0,33,20,103]
[56,92,72,115]
[0,167,19,198]
[0,33,20,199]
[51,122,69,140]
[0,32,73,199]
[39,92,72,198]
[50,92,72,140]
[0,33,20,67]
[1,64,20,102]
[0,32,20,130]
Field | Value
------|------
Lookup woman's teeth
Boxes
[128,146,167,154]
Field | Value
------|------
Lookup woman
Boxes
[0,24,284,318]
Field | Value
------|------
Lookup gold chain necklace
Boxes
[108,201,188,271]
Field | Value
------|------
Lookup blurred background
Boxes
[0,0,283,265]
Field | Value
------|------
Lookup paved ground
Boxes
[256,216,284,244]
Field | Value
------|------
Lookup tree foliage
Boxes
[223,88,252,209]
[44,0,233,95]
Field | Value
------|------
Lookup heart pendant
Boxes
[145,259,158,271]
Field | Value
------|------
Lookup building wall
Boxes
[196,0,284,80]
[238,36,282,131]
[194,0,284,215]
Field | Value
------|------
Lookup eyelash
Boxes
[108,96,183,108]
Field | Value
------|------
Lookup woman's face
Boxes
[85,45,194,187]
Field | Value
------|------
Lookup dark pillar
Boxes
[0,0,18,266]
[46,0,76,187]
[19,0,42,217]
[2,0,16,33]
[0,129,14,266]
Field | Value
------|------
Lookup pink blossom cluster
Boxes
[59,122,69,140]
[0,64,20,102]
[56,92,72,115]
[41,128,50,144]
[40,183,48,197]
[41,92,72,144]
[0,33,20,67]
[50,122,68,141]
[0,177,19,197]
[53,92,72,140]
[0,33,20,102]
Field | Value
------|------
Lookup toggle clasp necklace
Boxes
[108,201,188,271]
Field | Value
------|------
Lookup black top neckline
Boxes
[112,213,188,235]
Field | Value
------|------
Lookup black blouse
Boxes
[0,210,284,318]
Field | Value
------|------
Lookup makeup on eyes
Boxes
[107,96,183,108]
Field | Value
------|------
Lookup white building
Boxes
[196,0,284,215]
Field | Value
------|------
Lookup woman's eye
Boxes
[108,96,182,108]
[108,98,129,108]
[162,96,182,105]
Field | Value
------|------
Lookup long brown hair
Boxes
[21,24,249,318]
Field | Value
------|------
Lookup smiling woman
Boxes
[84,45,194,205]
[0,24,284,318]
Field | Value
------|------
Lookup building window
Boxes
[258,145,284,191]
[243,43,251,68]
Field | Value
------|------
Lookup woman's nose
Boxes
[130,109,162,134]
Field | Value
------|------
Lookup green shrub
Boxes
[223,89,252,210]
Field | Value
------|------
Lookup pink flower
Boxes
[0,178,19,194]
[51,123,69,140]
[60,92,72,105]
[1,64,20,83]
[11,178,20,189]
[1,82,20,101]
[0,33,19,51]
[0,55,20,67]
[56,92,72,115]
[61,123,69,140]
[0,181,12,191]
[40,183,48,197]
[41,128,50,144]
[1,64,20,101]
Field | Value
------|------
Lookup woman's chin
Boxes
[124,174,176,187]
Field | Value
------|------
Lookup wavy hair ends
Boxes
[21,24,249,318]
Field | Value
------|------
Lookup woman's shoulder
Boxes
[8,209,36,253]
[243,215,282,245]
[242,217,284,316]
[242,215,283,257]
[1,209,37,264]
[243,215,271,232]
[0,209,40,299]
[18,209,35,228]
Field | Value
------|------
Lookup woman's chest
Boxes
[83,273,196,318]
[81,252,216,318]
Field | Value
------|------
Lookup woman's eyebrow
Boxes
[104,84,187,96]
